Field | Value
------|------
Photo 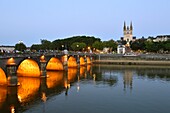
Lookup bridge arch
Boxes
[46,57,64,71]
[68,56,78,68]
[80,57,85,66]
[86,57,91,64]
[17,59,41,77]
[0,68,7,85]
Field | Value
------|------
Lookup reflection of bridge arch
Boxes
[46,57,64,71]
[0,68,7,85]
[17,59,40,77]
[68,56,77,68]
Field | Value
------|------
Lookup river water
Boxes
[0,64,170,113]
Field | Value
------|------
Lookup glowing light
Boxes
[86,57,91,64]
[68,56,77,68]
[68,68,77,82]
[46,71,64,88]
[93,74,96,81]
[10,106,15,113]
[17,77,40,103]
[0,68,7,85]
[41,92,47,102]
[46,57,64,71]
[80,66,85,77]
[40,55,46,62]
[7,58,15,65]
[0,86,7,108]
[17,59,40,77]
[80,57,85,66]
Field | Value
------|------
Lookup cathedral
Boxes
[122,21,136,46]
[117,21,136,54]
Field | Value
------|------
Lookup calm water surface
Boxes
[0,65,170,113]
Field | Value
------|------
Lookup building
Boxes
[0,46,15,53]
[122,21,136,46]
[153,35,170,42]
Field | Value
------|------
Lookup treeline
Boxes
[30,36,118,52]
[130,38,170,53]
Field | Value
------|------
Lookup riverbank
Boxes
[93,60,170,66]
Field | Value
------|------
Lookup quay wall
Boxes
[93,54,170,66]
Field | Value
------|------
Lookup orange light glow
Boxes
[86,57,91,64]
[10,106,15,113]
[68,68,77,82]
[46,71,64,88]
[68,56,77,68]
[17,59,40,77]
[87,65,91,72]
[0,86,7,108]
[7,58,15,65]
[80,66,85,77]
[80,57,85,66]
[40,55,46,62]
[41,92,47,102]
[0,68,7,85]
[46,57,64,71]
[17,77,40,103]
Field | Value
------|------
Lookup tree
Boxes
[41,39,52,50]
[92,41,103,50]
[71,42,86,51]
[15,42,26,52]
[103,40,118,52]
[30,44,42,52]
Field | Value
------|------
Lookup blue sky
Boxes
[0,0,169,46]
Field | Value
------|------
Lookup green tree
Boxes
[92,41,103,50]
[41,39,52,50]
[71,42,86,51]
[15,42,27,52]
[30,44,42,52]
[103,40,118,51]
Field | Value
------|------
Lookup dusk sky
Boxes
[0,0,169,46]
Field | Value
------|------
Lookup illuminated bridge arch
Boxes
[46,57,64,71]
[86,57,91,64]
[80,57,85,66]
[17,59,41,77]
[0,68,7,85]
[68,56,77,68]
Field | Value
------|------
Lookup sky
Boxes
[0,0,170,46]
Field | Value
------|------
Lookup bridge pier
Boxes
[40,61,47,77]
[6,64,18,86]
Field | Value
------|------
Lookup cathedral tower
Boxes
[123,21,134,46]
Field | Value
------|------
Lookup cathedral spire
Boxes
[124,21,126,31]
[130,21,133,30]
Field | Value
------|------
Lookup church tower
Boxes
[123,21,134,46]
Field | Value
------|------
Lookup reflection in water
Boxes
[46,71,64,89]
[67,68,77,83]
[68,56,77,67]
[46,57,64,71]
[123,70,133,90]
[79,66,85,77]
[0,68,7,85]
[17,59,40,77]
[17,77,40,103]
[0,86,7,108]
[0,65,170,113]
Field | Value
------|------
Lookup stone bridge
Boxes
[0,52,94,86]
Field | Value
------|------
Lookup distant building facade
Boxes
[0,46,15,53]
[153,35,170,42]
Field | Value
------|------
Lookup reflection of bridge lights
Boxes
[77,83,80,92]
[93,74,96,81]
[18,95,22,102]
[10,106,15,113]
[41,92,47,102]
